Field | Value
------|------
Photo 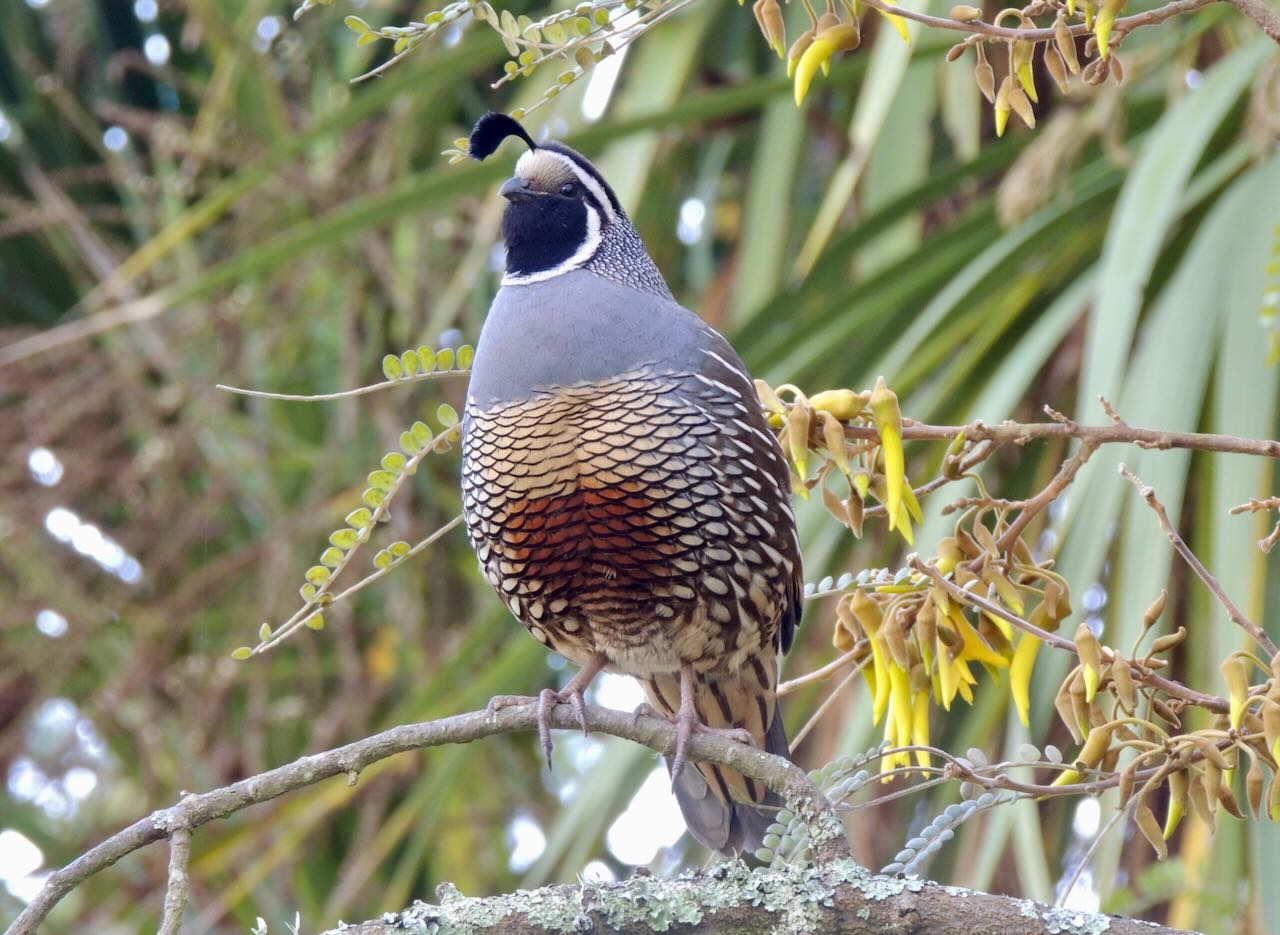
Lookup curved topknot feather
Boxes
[469,112,537,161]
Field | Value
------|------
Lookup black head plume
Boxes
[469,112,537,161]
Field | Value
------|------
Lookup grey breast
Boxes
[466,269,721,409]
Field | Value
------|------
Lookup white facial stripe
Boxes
[502,204,602,286]
[514,149,617,222]
[560,156,617,222]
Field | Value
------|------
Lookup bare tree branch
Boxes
[3,703,845,935]
[844,416,1280,459]
[1120,464,1280,658]
[318,859,1199,935]
[157,828,191,935]
[1222,0,1280,41]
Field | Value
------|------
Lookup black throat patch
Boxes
[502,195,593,278]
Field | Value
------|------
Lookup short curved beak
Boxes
[500,176,532,201]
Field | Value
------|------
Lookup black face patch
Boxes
[502,194,592,278]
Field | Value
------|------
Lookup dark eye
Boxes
[559,182,580,198]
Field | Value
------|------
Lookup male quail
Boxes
[461,114,804,855]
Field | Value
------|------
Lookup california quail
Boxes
[461,114,804,855]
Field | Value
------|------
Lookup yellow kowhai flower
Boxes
[794,22,860,105]
[1094,0,1124,58]
[870,377,913,544]
[1009,632,1040,727]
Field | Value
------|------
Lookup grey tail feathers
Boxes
[668,707,789,857]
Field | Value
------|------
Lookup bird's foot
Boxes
[668,668,758,788]
[488,654,607,771]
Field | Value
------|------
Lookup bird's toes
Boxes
[486,694,538,716]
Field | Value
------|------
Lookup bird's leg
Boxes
[487,652,608,770]
[669,665,758,788]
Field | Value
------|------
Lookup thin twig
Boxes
[216,369,469,402]
[1229,496,1280,554]
[3,703,847,935]
[791,658,870,748]
[1222,0,1280,41]
[779,643,866,695]
[157,827,192,935]
[993,439,1099,556]
[1119,465,1279,658]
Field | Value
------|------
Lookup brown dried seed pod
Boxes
[1218,781,1246,821]
[947,42,968,62]
[1116,759,1139,804]
[975,43,996,103]
[1084,35,1098,57]
[1110,654,1137,713]
[816,10,841,32]
[1082,58,1108,85]
[1134,798,1168,859]
[1046,43,1070,93]
[760,0,786,57]
[1054,14,1080,73]
[1110,52,1125,84]
[1143,589,1168,629]
[1008,82,1036,128]
[1150,696,1182,730]
[950,4,983,19]
[846,487,865,537]
[1247,755,1264,818]
[1149,626,1187,655]
[1069,668,1091,739]
[1055,674,1084,743]
[1188,769,1217,831]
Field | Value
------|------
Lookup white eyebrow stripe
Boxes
[523,149,617,223]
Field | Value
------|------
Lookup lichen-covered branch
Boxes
[2,703,844,935]
[319,859,1197,935]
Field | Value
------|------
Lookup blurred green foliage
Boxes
[1,0,1278,932]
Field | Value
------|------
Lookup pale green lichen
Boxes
[1039,906,1112,935]
[326,861,1110,935]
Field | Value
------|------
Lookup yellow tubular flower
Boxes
[951,609,1009,668]
[869,377,907,539]
[786,396,811,485]
[881,708,899,778]
[786,30,816,78]
[794,23,860,105]
[1221,655,1249,730]
[937,643,959,709]
[1164,769,1188,839]
[1009,633,1041,728]
[890,663,913,761]
[994,76,1011,138]
[1051,723,1114,786]
[1094,0,1124,58]
[911,690,931,769]
[1073,621,1103,703]
[852,591,891,724]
